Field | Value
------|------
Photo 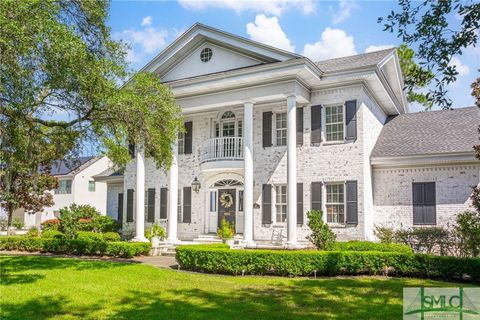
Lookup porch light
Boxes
[191,177,201,193]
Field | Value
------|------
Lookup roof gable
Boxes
[141,23,301,82]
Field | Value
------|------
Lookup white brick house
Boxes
[108,23,479,245]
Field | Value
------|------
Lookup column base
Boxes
[166,238,181,245]
[286,242,304,250]
[131,236,149,243]
[240,240,256,249]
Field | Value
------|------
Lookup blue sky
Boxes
[108,0,479,111]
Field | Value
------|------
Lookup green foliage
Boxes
[40,218,60,231]
[379,0,480,108]
[396,44,434,108]
[217,219,234,240]
[41,230,66,239]
[0,236,150,258]
[102,232,121,242]
[58,204,101,239]
[176,245,480,282]
[76,231,104,242]
[455,211,480,257]
[332,241,412,253]
[12,218,24,230]
[145,223,166,240]
[90,215,119,233]
[306,210,336,250]
[26,226,39,238]
[373,225,396,244]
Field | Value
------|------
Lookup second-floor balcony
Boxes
[200,137,244,163]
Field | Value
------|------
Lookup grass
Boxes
[0,255,471,320]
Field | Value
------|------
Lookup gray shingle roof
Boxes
[371,107,480,158]
[315,48,395,73]
[48,157,95,176]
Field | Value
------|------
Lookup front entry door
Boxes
[218,189,236,229]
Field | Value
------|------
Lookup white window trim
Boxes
[177,188,183,223]
[274,112,287,147]
[324,181,347,226]
[178,132,185,155]
[322,102,346,144]
[273,184,287,225]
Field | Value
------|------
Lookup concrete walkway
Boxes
[132,255,178,269]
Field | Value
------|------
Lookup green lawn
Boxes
[0,255,469,320]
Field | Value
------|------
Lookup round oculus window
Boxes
[200,47,213,62]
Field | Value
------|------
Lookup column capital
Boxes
[243,100,256,105]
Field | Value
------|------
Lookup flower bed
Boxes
[176,244,480,283]
[0,236,150,258]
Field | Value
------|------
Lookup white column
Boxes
[286,95,297,245]
[133,145,148,242]
[167,143,179,243]
[243,101,254,245]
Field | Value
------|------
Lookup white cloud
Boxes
[246,15,295,52]
[141,16,152,27]
[449,56,470,76]
[365,44,395,53]
[302,27,357,61]
[330,0,358,25]
[178,0,315,16]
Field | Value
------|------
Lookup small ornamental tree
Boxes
[306,210,336,250]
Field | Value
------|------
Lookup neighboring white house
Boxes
[24,156,111,227]
[108,23,479,245]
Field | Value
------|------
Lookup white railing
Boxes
[199,137,244,163]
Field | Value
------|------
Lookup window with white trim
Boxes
[177,189,183,222]
[55,179,72,194]
[275,185,287,222]
[88,180,95,192]
[178,132,185,154]
[238,190,244,212]
[325,105,344,142]
[210,191,217,212]
[275,113,287,146]
[326,183,345,223]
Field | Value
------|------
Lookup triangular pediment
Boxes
[140,23,301,83]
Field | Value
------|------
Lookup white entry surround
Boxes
[118,23,480,244]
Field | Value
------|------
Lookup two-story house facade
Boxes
[117,23,479,245]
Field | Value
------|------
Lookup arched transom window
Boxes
[212,179,243,187]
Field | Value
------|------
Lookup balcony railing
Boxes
[200,137,244,163]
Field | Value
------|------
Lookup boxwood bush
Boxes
[332,241,412,253]
[0,236,150,258]
[76,231,104,242]
[175,245,480,283]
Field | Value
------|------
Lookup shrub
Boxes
[41,230,66,239]
[103,232,121,242]
[332,241,412,253]
[91,215,118,233]
[306,210,336,250]
[59,204,101,238]
[455,211,480,257]
[217,219,234,241]
[76,231,104,242]
[145,223,166,240]
[26,227,40,238]
[0,236,151,258]
[12,218,24,230]
[41,218,60,231]
[175,245,480,282]
[374,225,396,244]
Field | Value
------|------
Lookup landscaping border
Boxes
[176,245,480,283]
[0,236,150,258]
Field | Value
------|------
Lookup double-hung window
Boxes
[325,104,344,142]
[55,179,72,194]
[88,180,95,192]
[275,113,287,146]
[275,185,287,222]
[178,132,185,155]
[177,189,183,222]
[326,183,345,223]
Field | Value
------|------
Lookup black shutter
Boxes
[413,182,436,225]
[297,183,303,225]
[126,189,134,222]
[183,187,191,223]
[147,188,155,222]
[262,111,273,147]
[184,121,193,154]
[117,193,124,222]
[346,181,358,224]
[262,184,272,224]
[311,105,322,144]
[128,143,135,158]
[345,100,357,140]
[311,182,322,211]
[160,188,168,219]
[296,107,304,146]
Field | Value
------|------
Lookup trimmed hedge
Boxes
[332,241,413,253]
[0,236,150,258]
[76,231,104,242]
[41,230,66,239]
[176,245,480,283]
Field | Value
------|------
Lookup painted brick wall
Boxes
[372,164,480,231]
